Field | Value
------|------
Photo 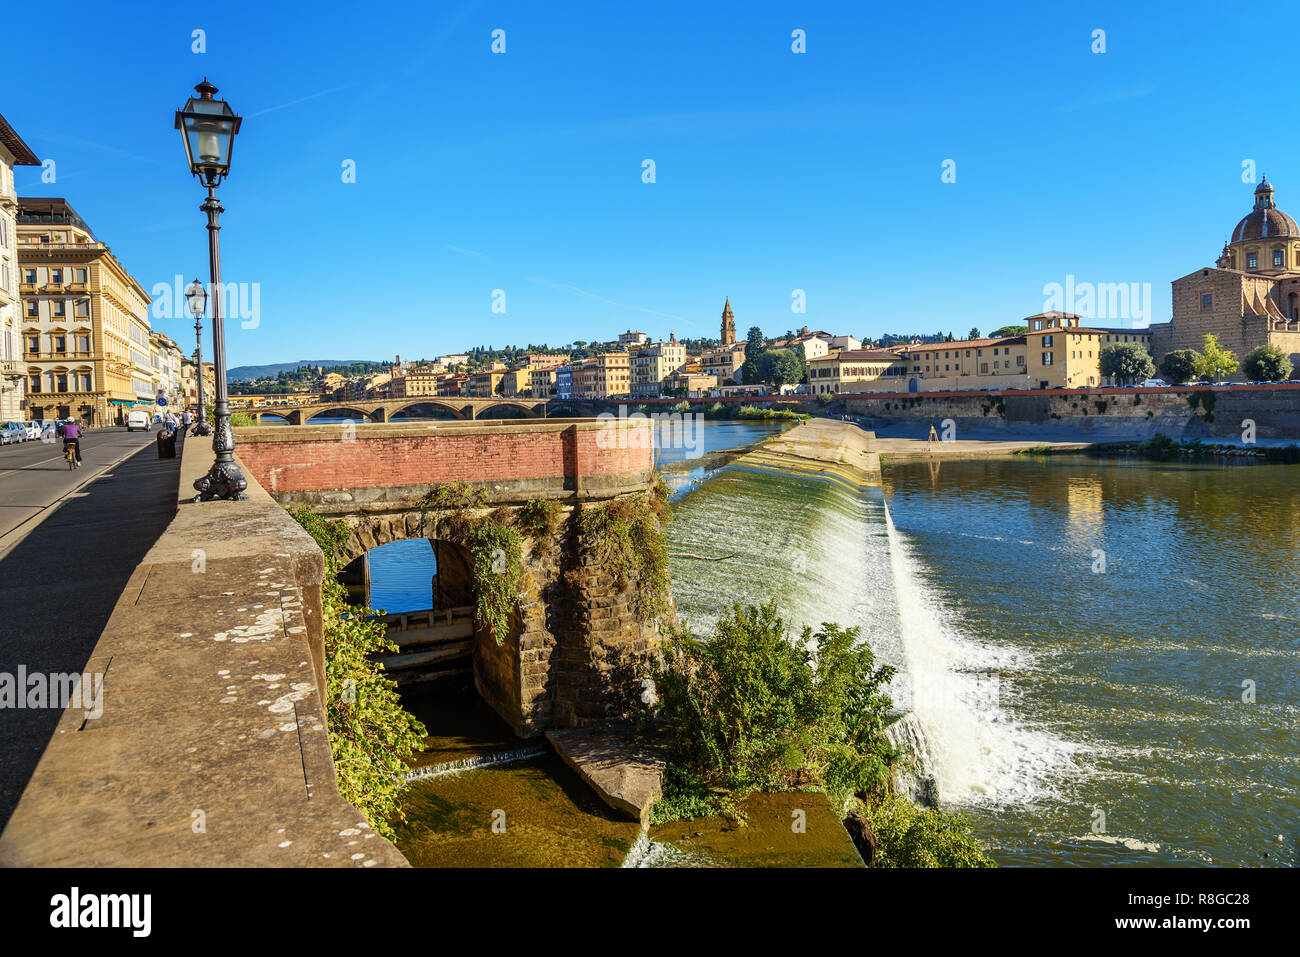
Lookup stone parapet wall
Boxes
[0,440,408,867]
[236,419,654,507]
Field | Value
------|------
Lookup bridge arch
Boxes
[476,402,538,420]
[305,406,375,423]
[388,400,466,420]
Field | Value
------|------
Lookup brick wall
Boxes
[236,421,653,501]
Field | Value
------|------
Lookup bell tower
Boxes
[721,298,735,346]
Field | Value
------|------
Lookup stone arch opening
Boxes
[306,407,373,423]
[389,402,463,421]
[254,411,294,424]
[477,403,531,419]
[336,521,532,738]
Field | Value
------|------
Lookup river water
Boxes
[372,419,1298,866]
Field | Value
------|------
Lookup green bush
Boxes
[287,505,427,841]
[856,792,996,868]
[652,601,898,813]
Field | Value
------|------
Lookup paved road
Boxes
[0,426,185,830]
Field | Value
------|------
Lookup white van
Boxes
[126,410,151,432]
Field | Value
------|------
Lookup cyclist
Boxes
[62,418,83,465]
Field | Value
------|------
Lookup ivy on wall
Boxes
[287,505,427,841]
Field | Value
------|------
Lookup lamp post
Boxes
[176,78,245,499]
[185,277,212,436]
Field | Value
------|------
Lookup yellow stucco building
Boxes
[17,197,152,425]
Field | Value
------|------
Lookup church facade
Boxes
[1150,178,1300,376]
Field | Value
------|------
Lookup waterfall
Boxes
[880,500,1078,806]
[402,745,548,784]
[885,712,940,808]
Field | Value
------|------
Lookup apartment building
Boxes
[630,334,686,398]
[807,349,909,394]
[17,197,152,425]
[0,113,41,420]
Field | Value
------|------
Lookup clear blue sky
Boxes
[4,0,1292,366]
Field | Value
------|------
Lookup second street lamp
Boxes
[185,278,212,437]
[176,78,246,500]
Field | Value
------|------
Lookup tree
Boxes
[968,328,981,339]
[759,348,802,392]
[1159,349,1199,385]
[1241,344,1294,382]
[990,324,1028,338]
[740,326,767,384]
[1099,343,1155,385]
[1193,334,1239,381]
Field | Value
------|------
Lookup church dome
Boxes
[1232,177,1299,241]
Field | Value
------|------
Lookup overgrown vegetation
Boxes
[517,497,563,538]
[647,601,994,866]
[466,514,524,643]
[650,602,899,815]
[287,505,427,841]
[576,491,671,620]
[851,792,996,868]
[736,405,805,421]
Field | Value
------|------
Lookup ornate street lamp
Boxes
[184,277,212,436]
[176,78,245,499]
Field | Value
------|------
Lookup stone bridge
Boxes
[235,418,669,734]
[244,395,549,424]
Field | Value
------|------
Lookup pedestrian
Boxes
[179,408,192,439]
[927,423,939,442]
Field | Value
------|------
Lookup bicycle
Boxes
[64,441,80,470]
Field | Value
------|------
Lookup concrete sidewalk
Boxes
[0,433,183,830]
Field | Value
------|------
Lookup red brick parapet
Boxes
[234,417,655,507]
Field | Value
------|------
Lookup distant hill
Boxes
[226,359,381,382]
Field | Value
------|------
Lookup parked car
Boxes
[23,421,42,440]
[126,409,151,432]
[1140,378,1168,388]
[1,422,26,445]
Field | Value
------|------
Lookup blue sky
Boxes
[4,0,1293,366]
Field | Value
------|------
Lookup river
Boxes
[371,419,1298,866]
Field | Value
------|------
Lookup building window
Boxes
[1042,335,1053,347]
[75,299,89,318]
[75,268,87,283]
[1201,292,1212,310]
[1275,250,1284,267]
[1248,253,1257,269]
[53,301,65,317]
[1042,351,1054,366]
[29,374,41,393]
[24,269,35,284]
[76,334,90,353]
[53,335,66,354]
[1016,355,1025,366]
[51,269,63,283]
[26,300,37,317]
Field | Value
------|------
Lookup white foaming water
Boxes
[882,501,1082,806]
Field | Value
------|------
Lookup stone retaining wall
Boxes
[0,441,408,867]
